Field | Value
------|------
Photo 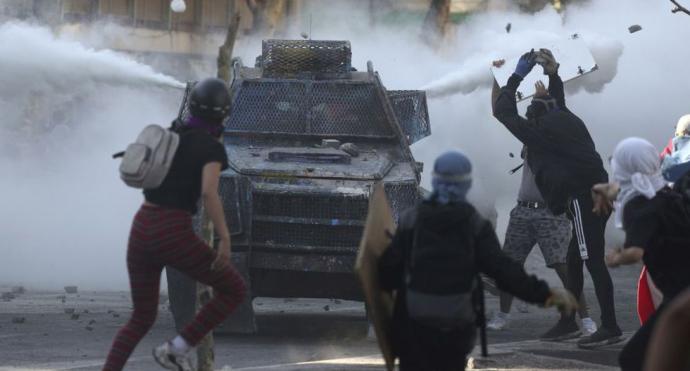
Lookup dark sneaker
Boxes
[577,327,624,349]
[540,319,581,341]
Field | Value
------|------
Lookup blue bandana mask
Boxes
[429,151,473,204]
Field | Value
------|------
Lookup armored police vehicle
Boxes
[168,39,430,332]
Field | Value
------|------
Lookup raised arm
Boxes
[493,73,551,148]
[538,48,567,110]
[548,73,567,110]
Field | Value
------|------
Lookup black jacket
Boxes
[493,73,608,214]
[378,201,551,315]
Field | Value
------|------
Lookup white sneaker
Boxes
[516,301,529,313]
[581,317,598,336]
[487,312,510,330]
[366,324,377,341]
[153,342,195,371]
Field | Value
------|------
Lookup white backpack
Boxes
[113,125,180,189]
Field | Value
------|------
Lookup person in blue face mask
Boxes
[378,150,577,371]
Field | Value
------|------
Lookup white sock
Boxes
[171,335,191,355]
[496,311,510,320]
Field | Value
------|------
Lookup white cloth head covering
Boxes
[611,137,667,228]
[676,114,690,137]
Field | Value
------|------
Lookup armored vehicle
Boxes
[167,39,431,333]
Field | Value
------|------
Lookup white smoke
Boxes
[420,9,625,98]
[0,22,184,91]
[0,23,182,289]
[1,0,689,289]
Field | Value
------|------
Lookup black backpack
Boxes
[404,207,484,331]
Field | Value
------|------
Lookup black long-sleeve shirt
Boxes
[493,73,607,214]
[623,189,690,300]
[378,201,551,304]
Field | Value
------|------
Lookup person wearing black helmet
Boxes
[103,78,246,371]
[492,51,622,348]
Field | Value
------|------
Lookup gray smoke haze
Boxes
[420,16,624,98]
[0,23,183,289]
[1,0,689,289]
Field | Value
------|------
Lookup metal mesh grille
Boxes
[218,177,243,235]
[388,90,431,144]
[224,80,394,137]
[310,83,392,136]
[253,191,368,220]
[253,221,362,248]
[261,40,351,77]
[385,181,420,222]
[227,81,306,133]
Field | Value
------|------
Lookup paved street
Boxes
[0,261,640,371]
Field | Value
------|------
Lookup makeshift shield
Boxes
[355,183,397,371]
[491,35,597,102]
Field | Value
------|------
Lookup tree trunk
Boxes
[195,17,243,369]
[217,13,241,83]
[195,212,215,371]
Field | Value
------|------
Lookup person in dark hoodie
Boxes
[492,50,622,347]
[378,150,578,371]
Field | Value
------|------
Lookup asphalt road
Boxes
[0,260,641,371]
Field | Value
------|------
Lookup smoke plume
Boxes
[1,0,690,289]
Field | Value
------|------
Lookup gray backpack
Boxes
[113,125,179,189]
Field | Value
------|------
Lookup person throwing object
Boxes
[492,49,622,348]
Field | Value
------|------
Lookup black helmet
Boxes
[189,78,231,122]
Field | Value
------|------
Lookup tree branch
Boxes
[671,0,690,16]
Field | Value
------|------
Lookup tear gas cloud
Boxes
[0,23,184,91]
[2,0,690,289]
[0,23,183,289]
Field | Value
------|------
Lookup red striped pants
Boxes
[103,205,246,371]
